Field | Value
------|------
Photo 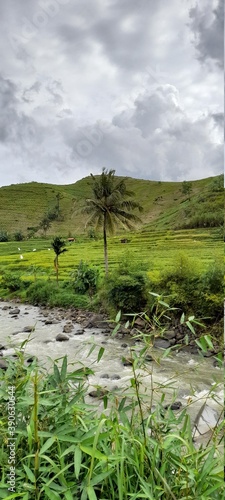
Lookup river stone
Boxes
[193,404,219,436]
[63,324,73,334]
[100,374,110,379]
[74,329,84,335]
[55,333,70,342]
[164,401,182,410]
[111,374,121,380]
[163,330,176,340]
[23,326,34,333]
[122,357,133,366]
[0,359,8,370]
[154,338,170,349]
[88,388,108,398]
[121,343,128,348]
[144,354,153,362]
[2,305,11,310]
[9,308,20,315]
[0,344,5,350]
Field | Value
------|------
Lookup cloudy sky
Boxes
[0,0,223,186]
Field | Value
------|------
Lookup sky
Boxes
[0,0,223,187]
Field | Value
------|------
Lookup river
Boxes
[0,301,223,445]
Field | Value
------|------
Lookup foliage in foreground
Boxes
[0,348,224,500]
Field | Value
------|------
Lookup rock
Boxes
[9,308,20,315]
[101,341,108,344]
[45,319,53,325]
[63,323,73,334]
[163,330,176,341]
[12,331,21,336]
[0,344,6,350]
[26,356,37,364]
[55,333,70,342]
[111,374,121,380]
[121,343,128,348]
[144,354,153,362]
[88,388,108,398]
[2,305,11,310]
[154,338,170,349]
[73,329,84,335]
[0,359,8,370]
[164,401,182,411]
[122,357,133,366]
[23,326,34,333]
[100,374,110,379]
[193,404,219,436]
[83,314,109,329]
[133,317,146,329]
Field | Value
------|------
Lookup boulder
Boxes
[9,308,20,315]
[88,388,108,398]
[164,401,182,411]
[55,333,70,342]
[111,374,121,380]
[23,326,34,333]
[63,323,73,334]
[154,338,170,349]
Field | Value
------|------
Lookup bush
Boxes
[26,280,90,308]
[1,272,26,292]
[0,230,8,242]
[70,260,99,295]
[107,272,148,313]
[13,230,24,241]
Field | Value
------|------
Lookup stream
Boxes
[0,301,223,445]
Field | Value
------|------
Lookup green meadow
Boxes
[0,227,222,283]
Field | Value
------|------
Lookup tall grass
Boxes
[0,340,223,499]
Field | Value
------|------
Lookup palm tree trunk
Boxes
[103,215,108,275]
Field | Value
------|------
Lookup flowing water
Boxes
[0,301,223,444]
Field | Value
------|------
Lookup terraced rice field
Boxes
[0,228,222,282]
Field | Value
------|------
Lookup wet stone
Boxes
[164,401,182,411]
[121,343,128,348]
[9,308,20,315]
[55,333,70,342]
[154,339,171,349]
[111,374,121,380]
[23,326,34,333]
[100,374,110,379]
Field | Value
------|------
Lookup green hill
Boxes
[0,174,223,237]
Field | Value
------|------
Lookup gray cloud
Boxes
[189,0,224,68]
[0,0,223,186]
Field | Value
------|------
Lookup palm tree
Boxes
[84,168,143,274]
[51,236,67,284]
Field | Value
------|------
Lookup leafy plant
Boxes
[70,260,99,296]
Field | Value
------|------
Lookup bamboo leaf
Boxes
[74,446,82,479]
[39,436,56,455]
[23,465,35,483]
[53,364,61,384]
[80,445,107,461]
[97,347,105,363]
[86,485,98,500]
[60,356,67,381]
[44,486,61,500]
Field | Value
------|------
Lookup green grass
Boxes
[0,175,223,235]
[0,228,222,282]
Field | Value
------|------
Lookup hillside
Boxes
[0,174,223,237]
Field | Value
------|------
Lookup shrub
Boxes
[26,280,90,308]
[107,272,148,313]
[0,230,8,242]
[1,272,25,292]
[13,230,24,241]
[70,260,99,295]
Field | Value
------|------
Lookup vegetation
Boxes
[83,168,143,274]
[0,175,222,236]
[0,336,223,499]
[51,237,67,285]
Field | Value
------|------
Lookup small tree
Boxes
[51,237,67,284]
[39,215,52,237]
[181,181,192,200]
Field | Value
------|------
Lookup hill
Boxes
[0,174,223,237]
